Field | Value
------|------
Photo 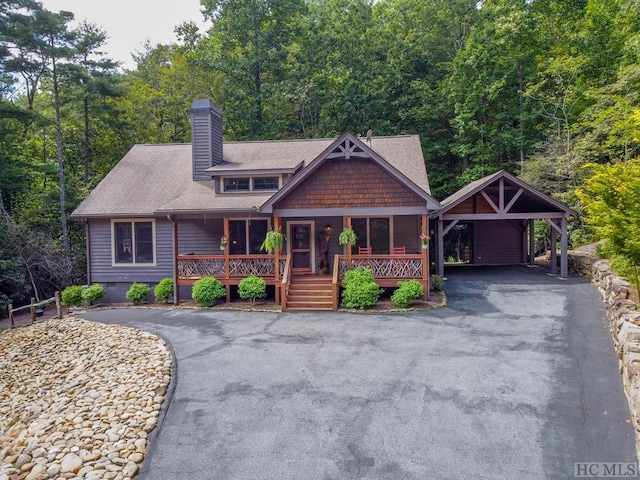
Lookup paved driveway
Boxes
[82,266,636,480]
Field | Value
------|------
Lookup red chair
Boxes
[392,246,406,255]
[358,246,372,255]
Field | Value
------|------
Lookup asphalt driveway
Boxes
[82,265,636,480]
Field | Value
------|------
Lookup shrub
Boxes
[391,280,424,308]
[61,285,84,307]
[431,274,445,292]
[341,267,383,310]
[82,283,105,305]
[192,277,226,307]
[238,275,266,305]
[154,278,174,304]
[126,282,150,306]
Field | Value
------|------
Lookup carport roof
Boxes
[439,170,576,218]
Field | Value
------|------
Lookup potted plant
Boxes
[339,226,357,246]
[220,235,228,250]
[420,233,430,250]
[260,227,286,253]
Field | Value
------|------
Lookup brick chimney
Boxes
[191,100,223,181]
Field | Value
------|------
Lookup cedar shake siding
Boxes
[275,158,425,210]
[447,194,503,215]
[88,218,174,302]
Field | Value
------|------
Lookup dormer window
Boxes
[222,176,280,192]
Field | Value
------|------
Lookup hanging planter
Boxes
[220,235,228,250]
[420,233,430,250]
[338,226,357,246]
[260,228,286,253]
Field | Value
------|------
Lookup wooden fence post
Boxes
[55,291,62,319]
[30,297,36,324]
[8,303,13,329]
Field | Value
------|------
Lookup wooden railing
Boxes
[336,254,425,280]
[178,254,282,279]
[280,255,292,311]
[7,292,62,329]
[332,254,341,311]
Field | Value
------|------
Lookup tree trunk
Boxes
[84,95,90,185]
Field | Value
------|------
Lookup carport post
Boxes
[550,222,558,275]
[528,219,535,265]
[561,217,568,278]
[437,218,444,277]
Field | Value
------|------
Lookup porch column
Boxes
[528,219,535,265]
[522,220,528,264]
[550,220,558,275]
[561,217,568,278]
[274,216,281,305]
[223,217,230,302]
[171,215,180,305]
[345,216,352,267]
[422,214,429,300]
[437,217,444,277]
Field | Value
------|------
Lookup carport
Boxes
[433,170,576,278]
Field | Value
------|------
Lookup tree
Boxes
[577,160,640,292]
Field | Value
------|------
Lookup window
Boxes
[224,178,250,191]
[229,219,268,255]
[351,217,391,254]
[113,220,155,265]
[252,177,279,191]
[222,176,280,192]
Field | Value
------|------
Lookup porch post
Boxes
[522,220,528,264]
[274,216,281,305]
[561,217,568,278]
[422,214,429,300]
[437,217,444,277]
[223,217,230,302]
[345,216,352,267]
[528,219,535,265]
[550,220,558,275]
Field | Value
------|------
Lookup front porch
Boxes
[176,250,429,311]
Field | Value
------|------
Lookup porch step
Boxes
[286,275,334,311]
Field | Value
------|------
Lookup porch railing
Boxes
[336,254,425,280]
[177,254,288,280]
[280,255,292,311]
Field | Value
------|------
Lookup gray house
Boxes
[72,100,440,310]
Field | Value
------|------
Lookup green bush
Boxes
[192,277,226,307]
[391,280,424,308]
[238,275,266,305]
[82,283,105,305]
[61,285,84,307]
[126,282,150,306]
[341,267,383,310]
[154,278,174,304]
[431,274,445,292]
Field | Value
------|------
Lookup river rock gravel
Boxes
[0,318,172,480]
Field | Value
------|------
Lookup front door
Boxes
[290,222,314,273]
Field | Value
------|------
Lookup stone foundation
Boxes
[568,251,640,455]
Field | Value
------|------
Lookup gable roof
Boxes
[72,134,436,218]
[439,170,576,216]
[259,133,439,213]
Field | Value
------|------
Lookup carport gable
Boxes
[435,170,575,277]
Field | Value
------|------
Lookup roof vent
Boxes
[191,100,223,181]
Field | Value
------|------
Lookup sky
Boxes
[39,0,209,70]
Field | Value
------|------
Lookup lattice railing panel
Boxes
[178,258,225,277]
[229,257,276,277]
[338,256,423,280]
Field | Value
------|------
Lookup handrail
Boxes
[335,254,424,280]
[332,254,341,311]
[280,255,292,311]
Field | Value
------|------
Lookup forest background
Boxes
[1,0,639,310]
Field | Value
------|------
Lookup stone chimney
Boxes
[191,99,223,181]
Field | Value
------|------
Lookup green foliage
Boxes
[81,283,105,305]
[238,275,267,305]
[577,160,640,291]
[431,274,445,293]
[391,280,424,308]
[126,282,150,306]
[192,277,226,307]
[260,228,286,253]
[154,278,174,304]
[341,267,383,310]
[61,285,84,307]
[338,227,357,246]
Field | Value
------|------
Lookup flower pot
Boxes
[421,243,429,250]
[220,245,226,250]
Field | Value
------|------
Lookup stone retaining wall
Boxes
[567,251,640,454]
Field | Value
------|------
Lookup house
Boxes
[72,100,441,310]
